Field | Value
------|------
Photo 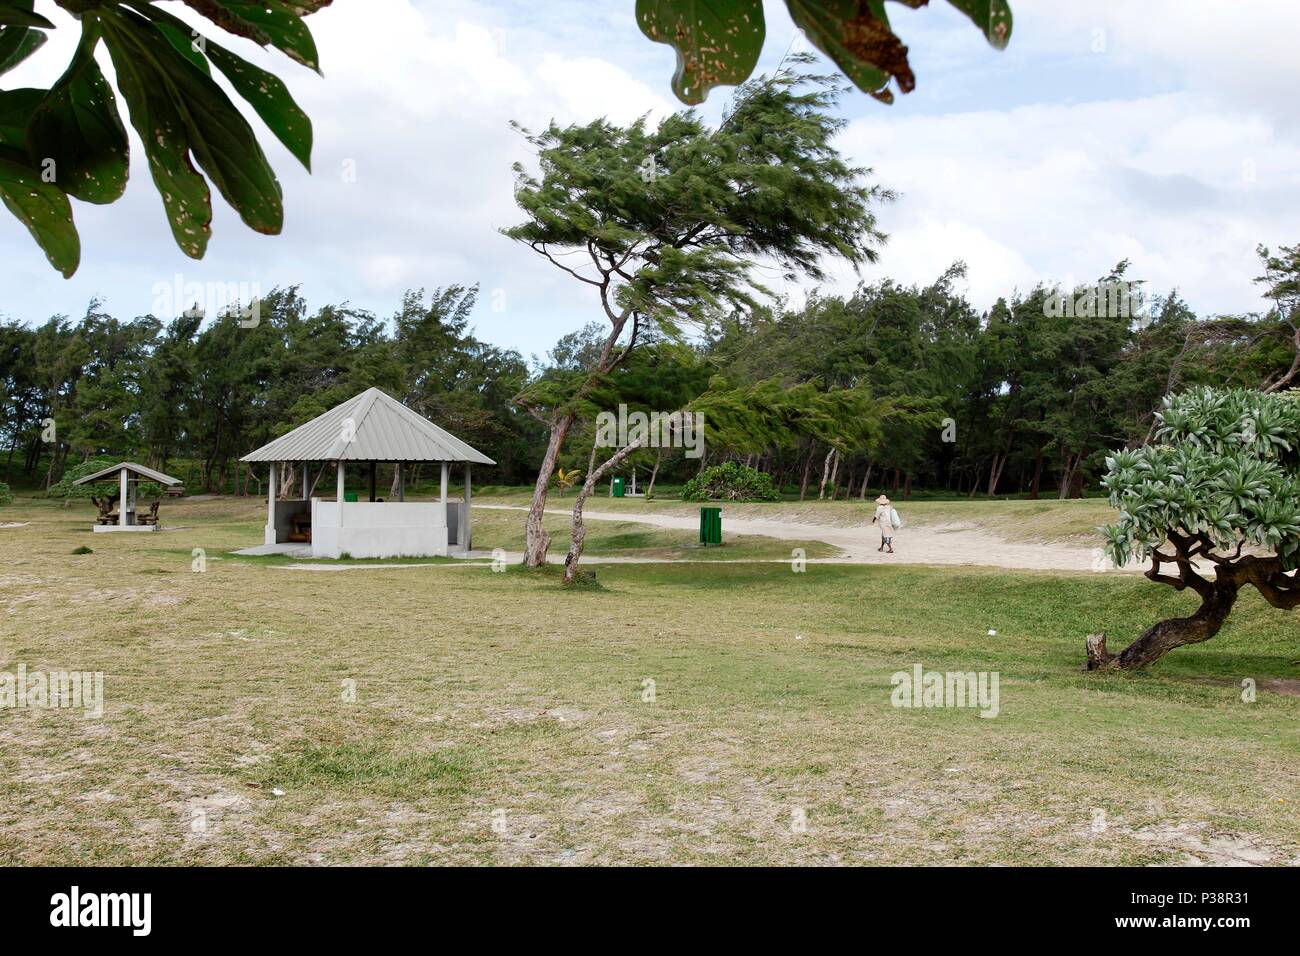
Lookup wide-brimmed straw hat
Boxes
[875,494,891,505]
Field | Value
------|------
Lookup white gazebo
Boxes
[73,461,181,532]
[238,387,494,558]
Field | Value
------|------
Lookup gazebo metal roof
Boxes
[239,387,495,465]
[72,462,182,486]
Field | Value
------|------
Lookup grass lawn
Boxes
[0,496,1296,865]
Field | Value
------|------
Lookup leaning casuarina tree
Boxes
[1089,387,1300,669]
[504,60,890,567]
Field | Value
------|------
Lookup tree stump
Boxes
[1084,632,1115,671]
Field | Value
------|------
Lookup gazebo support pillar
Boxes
[265,462,277,544]
[464,463,472,552]
[336,460,345,504]
[396,463,405,502]
[119,468,128,527]
[368,461,377,502]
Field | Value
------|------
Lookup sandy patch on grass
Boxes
[1130,822,1278,866]
[475,504,1123,573]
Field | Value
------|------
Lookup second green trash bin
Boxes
[699,506,722,545]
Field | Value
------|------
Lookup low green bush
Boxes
[48,459,165,502]
[681,462,780,502]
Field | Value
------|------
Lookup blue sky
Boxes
[4,1,1299,360]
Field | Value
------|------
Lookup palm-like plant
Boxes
[553,467,581,496]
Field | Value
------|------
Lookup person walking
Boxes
[872,493,897,553]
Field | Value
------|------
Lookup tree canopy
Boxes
[505,62,891,566]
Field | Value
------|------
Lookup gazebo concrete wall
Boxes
[310,500,450,558]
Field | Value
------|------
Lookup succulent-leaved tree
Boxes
[504,61,891,568]
[0,0,327,276]
[1091,387,1300,669]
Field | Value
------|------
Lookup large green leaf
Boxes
[945,0,1013,49]
[134,1,312,170]
[26,23,130,204]
[215,0,325,73]
[205,40,312,169]
[0,8,54,30]
[100,14,213,259]
[177,0,270,46]
[636,0,765,106]
[787,0,900,103]
[151,16,215,75]
[0,87,41,147]
[279,1,334,13]
[103,10,283,241]
[0,25,46,75]
[0,144,79,276]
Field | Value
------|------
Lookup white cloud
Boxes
[835,91,1300,315]
[535,55,674,126]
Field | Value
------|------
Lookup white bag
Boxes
[889,507,902,530]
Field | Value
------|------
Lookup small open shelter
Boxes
[239,387,494,558]
[73,461,181,533]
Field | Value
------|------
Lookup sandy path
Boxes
[475,504,1128,573]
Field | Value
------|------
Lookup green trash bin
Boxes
[612,477,625,498]
[699,506,722,545]
[344,492,359,502]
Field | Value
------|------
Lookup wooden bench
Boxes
[92,497,117,525]
[164,486,185,498]
[287,512,312,543]
[137,501,161,526]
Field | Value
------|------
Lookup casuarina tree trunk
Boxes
[1029,449,1044,500]
[859,463,873,501]
[524,412,576,567]
[817,447,835,500]
[1084,581,1239,670]
[563,436,650,585]
[647,448,662,497]
[799,444,816,501]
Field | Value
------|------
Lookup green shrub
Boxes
[46,458,117,500]
[72,545,93,555]
[681,462,780,502]
[0,481,12,506]
[48,459,165,502]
